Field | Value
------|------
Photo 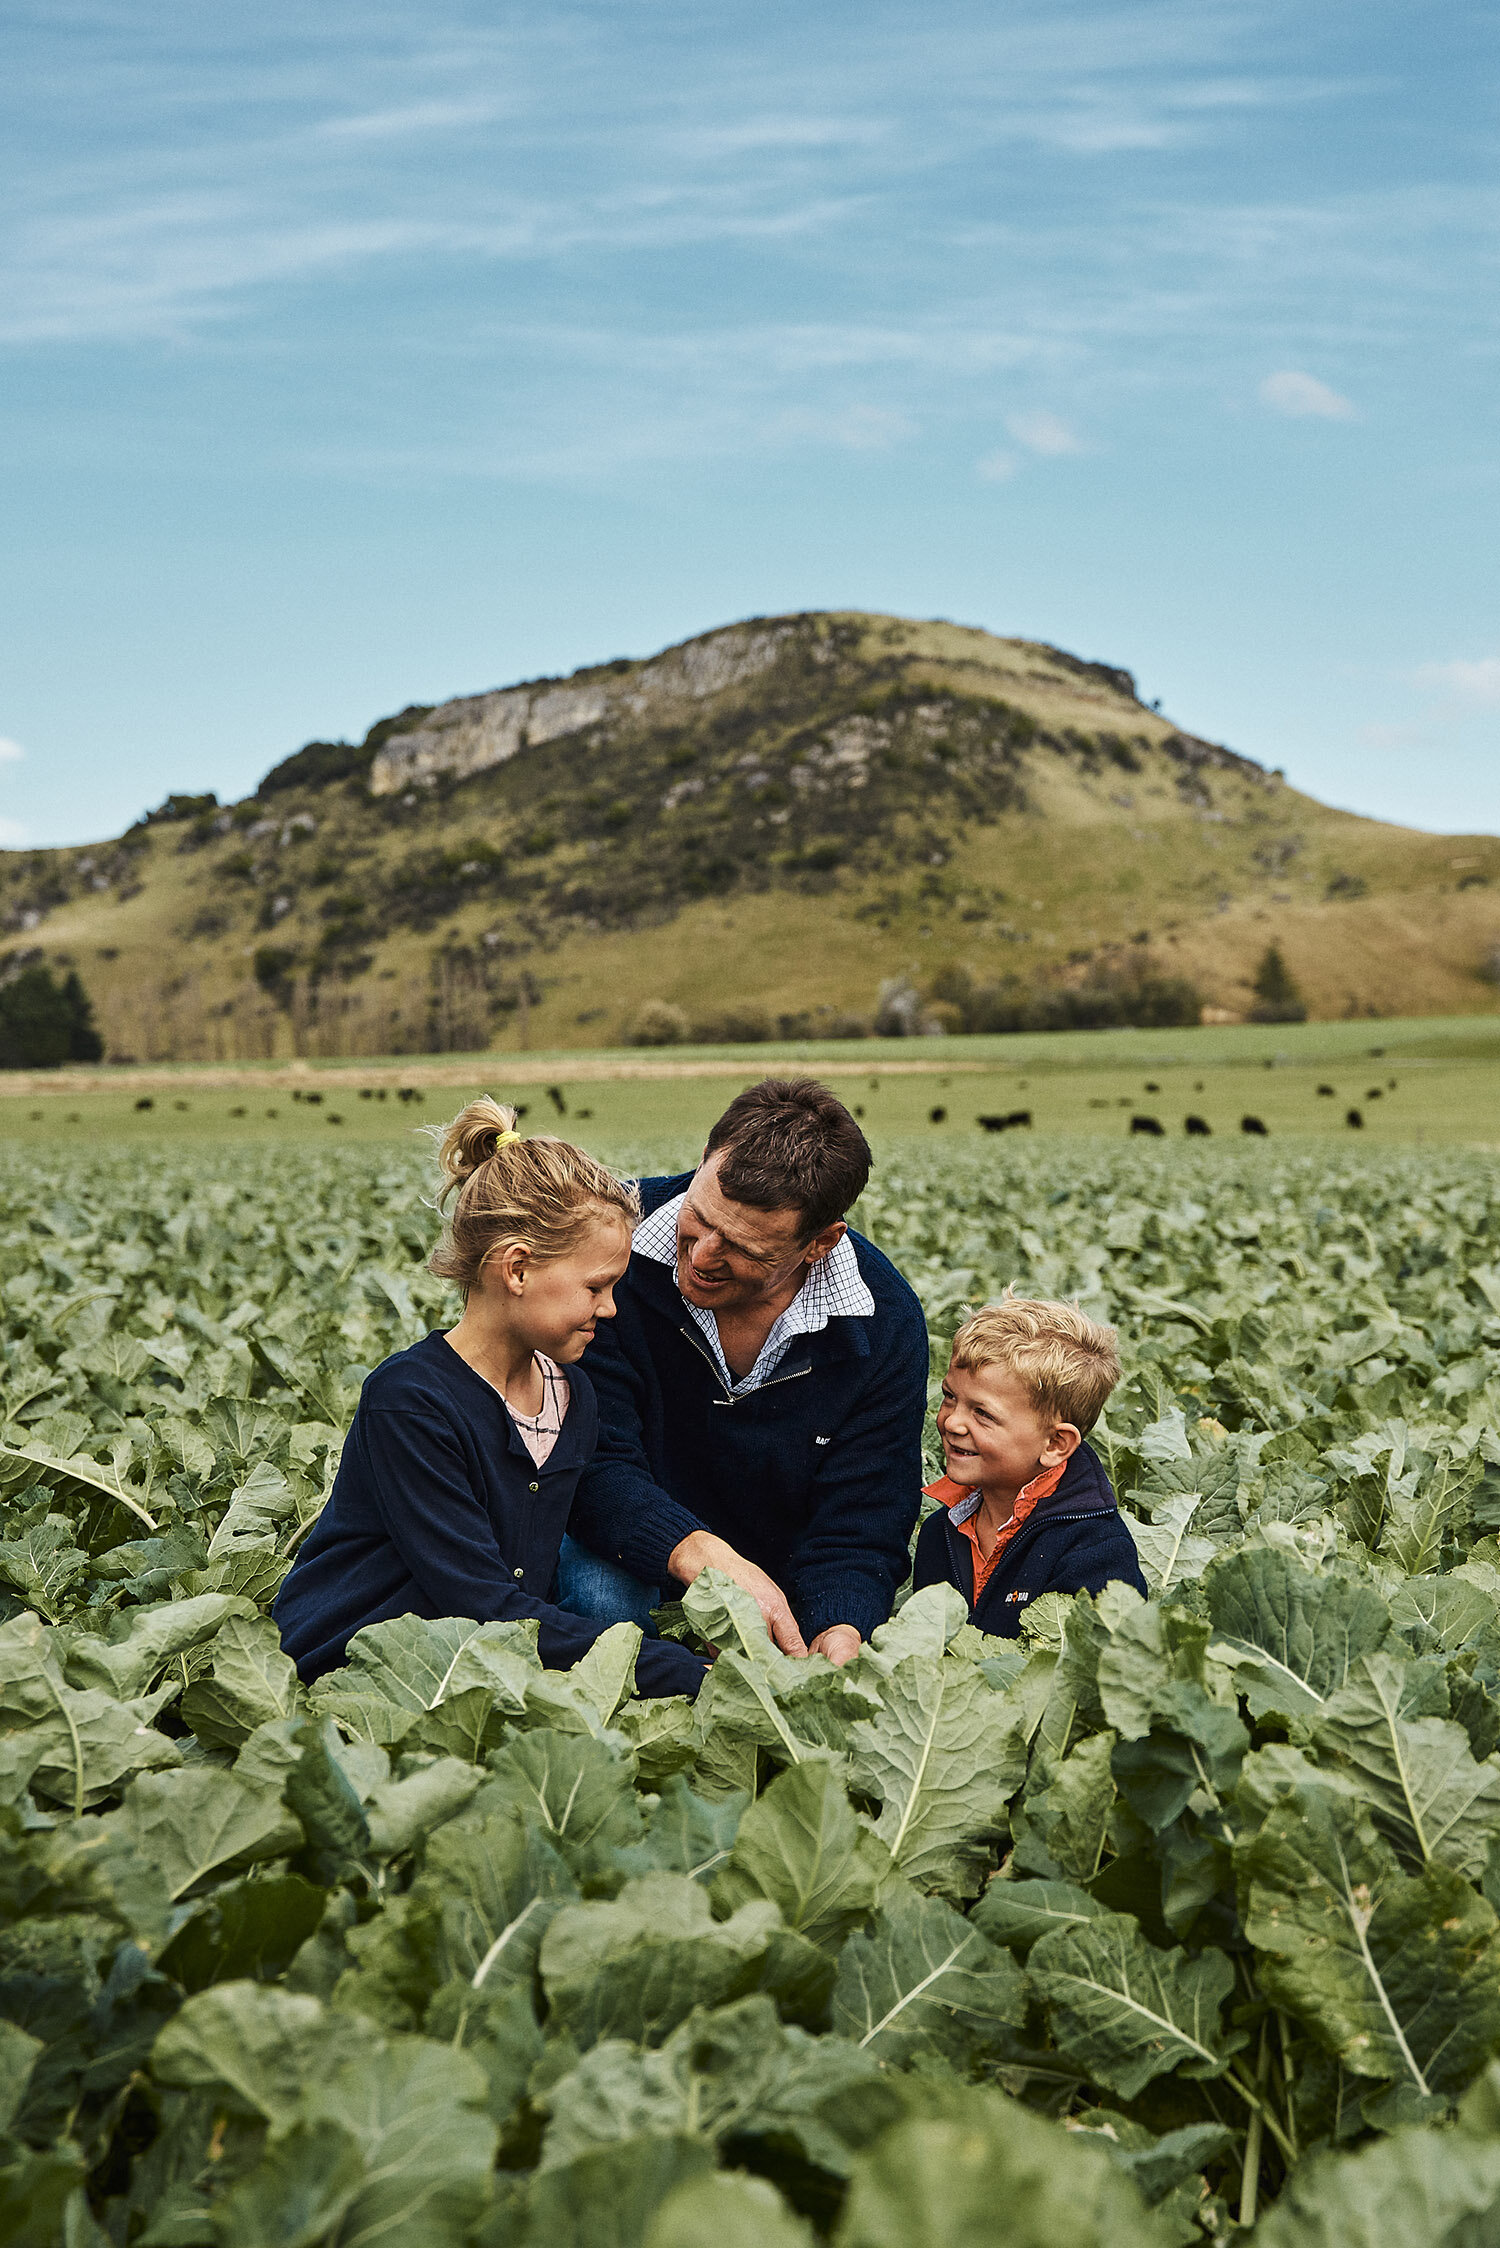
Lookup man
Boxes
[563,1077,929,1664]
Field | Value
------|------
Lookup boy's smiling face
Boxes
[937,1360,1078,1499]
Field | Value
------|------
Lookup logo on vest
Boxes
[1003,1589,1032,1605]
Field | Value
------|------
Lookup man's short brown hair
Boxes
[705,1077,872,1237]
[949,1293,1121,1434]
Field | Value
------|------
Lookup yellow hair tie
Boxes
[491,1129,522,1152]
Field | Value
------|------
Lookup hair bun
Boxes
[434,1097,521,1203]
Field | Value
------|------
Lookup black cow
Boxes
[1241,1115,1268,1136]
[1184,1115,1212,1136]
[1130,1115,1165,1136]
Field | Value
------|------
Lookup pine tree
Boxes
[0,963,105,1067]
[1249,942,1307,1024]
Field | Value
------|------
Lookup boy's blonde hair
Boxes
[949,1293,1121,1434]
[427,1097,640,1296]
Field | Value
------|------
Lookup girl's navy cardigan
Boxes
[272,1330,706,1696]
[911,1440,1146,1634]
[569,1173,930,1643]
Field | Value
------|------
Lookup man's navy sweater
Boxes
[911,1440,1146,1635]
[272,1330,706,1696]
[569,1173,930,1642]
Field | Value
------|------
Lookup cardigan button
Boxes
[512,1565,524,1580]
[528,1480,539,1493]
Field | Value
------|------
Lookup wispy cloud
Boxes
[0,819,27,846]
[773,404,913,450]
[1006,409,1083,455]
[1260,369,1356,419]
[1415,658,1500,708]
[977,449,1019,482]
[317,100,504,143]
[0,737,24,763]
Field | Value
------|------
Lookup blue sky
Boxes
[2,0,1496,847]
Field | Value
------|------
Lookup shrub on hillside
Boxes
[925,956,1203,1035]
[0,962,104,1067]
[690,1003,772,1044]
[1249,941,1308,1023]
[626,999,690,1046]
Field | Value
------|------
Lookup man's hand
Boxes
[668,1530,808,1658]
[808,1625,862,1667]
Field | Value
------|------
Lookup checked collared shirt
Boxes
[631,1190,875,1397]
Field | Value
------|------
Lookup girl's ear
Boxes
[485,1241,530,1298]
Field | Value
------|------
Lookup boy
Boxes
[911,1295,1145,1634]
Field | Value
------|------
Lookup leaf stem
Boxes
[1226,2056,1295,2167]
[1238,2022,1269,2226]
[1277,2009,1300,2161]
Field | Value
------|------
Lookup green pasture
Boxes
[0,1027,1495,1149]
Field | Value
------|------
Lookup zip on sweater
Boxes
[676,1322,814,1407]
[953,1505,1116,1588]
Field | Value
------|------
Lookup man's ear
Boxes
[803,1218,848,1266]
[1042,1421,1082,1468]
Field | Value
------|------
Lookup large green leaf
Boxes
[646,2174,814,2248]
[61,1592,249,1699]
[309,1612,538,1743]
[1011,1731,1116,1883]
[712,1760,893,1947]
[1026,1909,1237,2097]
[1125,1496,1220,1595]
[159,1873,327,1993]
[539,1873,781,2048]
[970,1876,1108,1957]
[477,1727,645,1879]
[515,2135,714,2248]
[1252,2125,1500,2248]
[1205,1547,1395,1720]
[616,1774,746,1885]
[104,1763,303,1898]
[1238,1774,1500,2103]
[299,2037,498,2248]
[0,1517,91,1618]
[1111,1687,1248,1835]
[847,1654,1026,1898]
[830,1884,1023,2065]
[212,2119,366,2248]
[415,1805,577,2013]
[834,2093,1168,2248]
[854,1583,971,1675]
[539,1994,894,2181]
[1311,1650,1500,1877]
[362,1756,481,1859]
[1381,1448,1483,1576]
[178,1613,304,1748]
[153,1982,368,2126]
[0,1610,182,1812]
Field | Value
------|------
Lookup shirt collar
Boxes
[632,1189,875,1330]
[925,1458,1068,1527]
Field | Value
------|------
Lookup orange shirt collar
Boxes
[923,1458,1068,1605]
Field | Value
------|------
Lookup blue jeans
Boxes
[555,1533,660,1635]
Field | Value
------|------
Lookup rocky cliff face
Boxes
[369,621,817,795]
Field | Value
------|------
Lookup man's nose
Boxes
[689,1232,725,1268]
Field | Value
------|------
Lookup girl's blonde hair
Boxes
[427,1097,640,1295]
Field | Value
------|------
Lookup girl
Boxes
[273,1098,707,1697]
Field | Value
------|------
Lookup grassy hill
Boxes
[3,611,1497,1060]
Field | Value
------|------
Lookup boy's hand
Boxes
[809,1625,862,1666]
[668,1530,809,1657]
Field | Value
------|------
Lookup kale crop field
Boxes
[6,1134,1500,2246]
